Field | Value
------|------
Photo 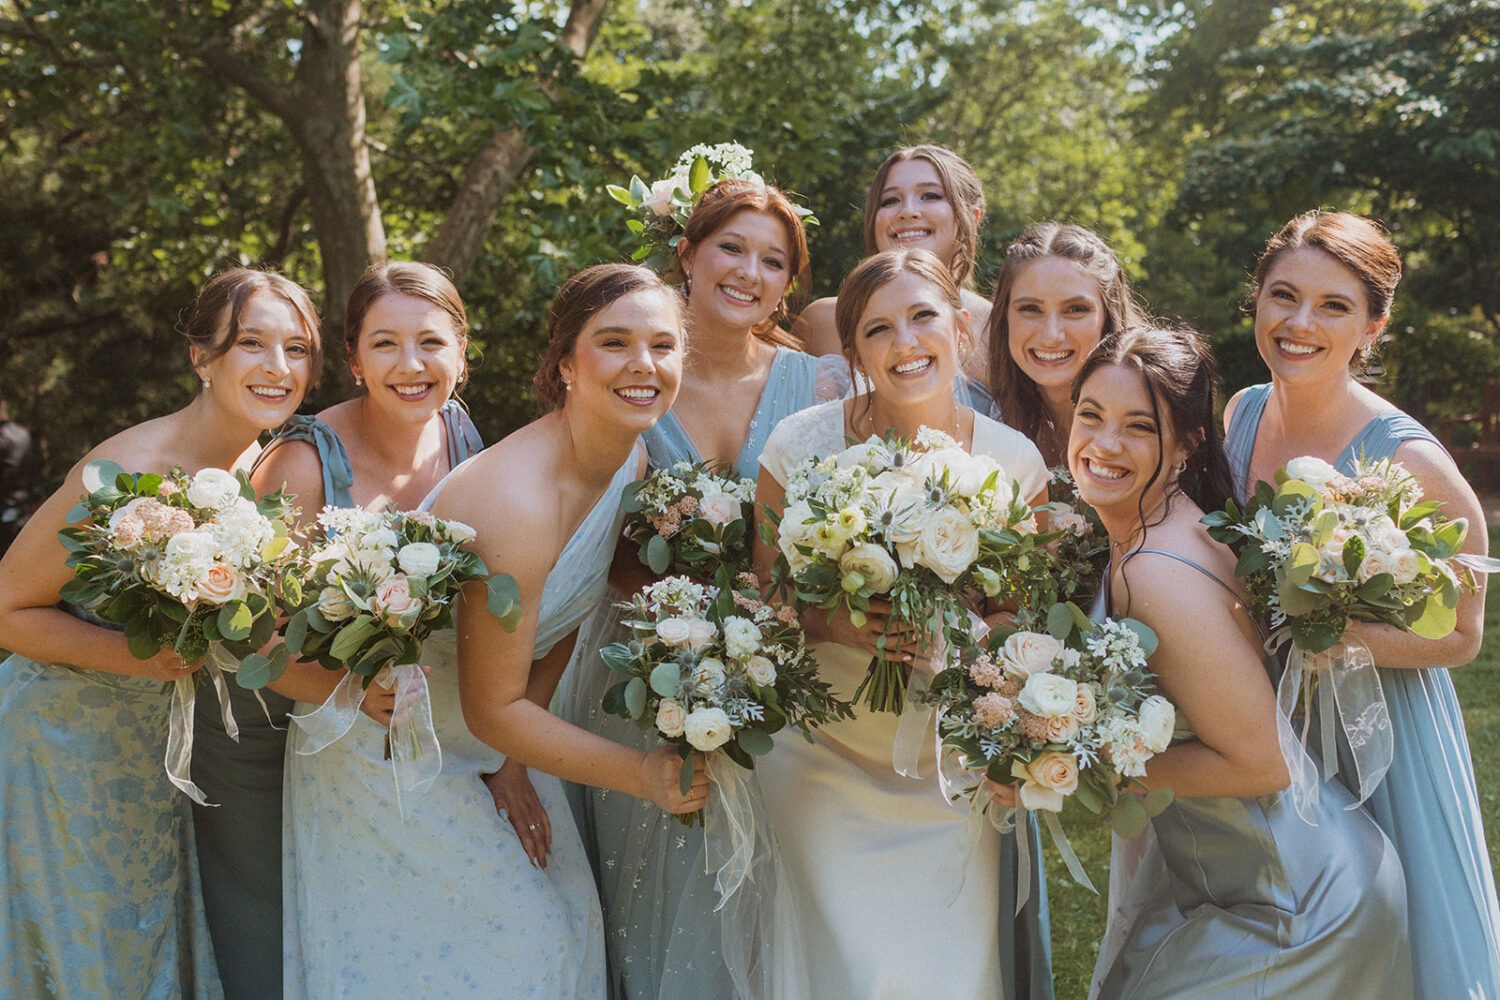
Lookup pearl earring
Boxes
[200,375,211,389]
[354,374,364,388]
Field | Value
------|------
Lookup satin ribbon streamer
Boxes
[1268,627,1392,825]
[702,753,762,909]
[291,661,441,820]
[165,642,241,806]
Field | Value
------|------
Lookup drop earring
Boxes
[354,374,364,388]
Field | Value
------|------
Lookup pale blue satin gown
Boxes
[1091,548,1411,999]
[1226,383,1500,999]
[282,440,627,997]
[188,402,481,999]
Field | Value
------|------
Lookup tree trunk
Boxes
[424,0,610,280]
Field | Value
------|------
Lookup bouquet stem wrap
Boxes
[291,662,441,820]
[165,643,241,806]
[1269,628,1392,825]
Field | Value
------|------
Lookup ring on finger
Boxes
[527,823,538,831]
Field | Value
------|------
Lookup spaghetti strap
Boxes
[1118,547,1265,641]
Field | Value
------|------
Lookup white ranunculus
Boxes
[656,698,687,738]
[1285,456,1340,491]
[186,468,242,510]
[1137,695,1176,754]
[1018,673,1080,719]
[684,707,734,752]
[745,655,777,686]
[362,527,400,552]
[397,542,441,578]
[999,632,1064,679]
[884,484,932,544]
[839,542,899,594]
[913,507,980,584]
[164,529,219,566]
[722,617,763,662]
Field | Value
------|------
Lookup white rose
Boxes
[1071,684,1099,725]
[1019,673,1080,718]
[1285,456,1340,491]
[1000,632,1064,679]
[164,529,218,565]
[698,492,741,527]
[914,507,980,584]
[745,655,777,686]
[1391,549,1422,585]
[195,562,246,605]
[186,468,242,510]
[684,707,734,752]
[839,542,899,594]
[777,501,818,573]
[1137,695,1176,754]
[685,618,718,652]
[693,656,727,693]
[316,585,357,622]
[655,617,693,646]
[442,519,477,545]
[643,176,680,217]
[1357,546,1393,583]
[722,617,763,661]
[655,698,687,738]
[396,542,441,578]
[1010,751,1079,812]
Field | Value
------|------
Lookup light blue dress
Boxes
[558,346,822,999]
[1091,549,1412,999]
[1226,383,1500,999]
[1,636,222,992]
[188,402,481,999]
[282,442,628,998]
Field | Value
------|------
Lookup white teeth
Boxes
[394,384,432,397]
[892,228,932,241]
[721,286,755,304]
[250,387,289,398]
[1032,349,1073,362]
[1277,339,1318,356]
[617,387,658,400]
[1087,459,1127,481]
[893,357,932,375]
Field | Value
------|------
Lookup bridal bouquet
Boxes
[59,460,298,803]
[922,602,1174,888]
[1040,468,1110,618]
[1202,454,1497,815]
[773,427,1055,713]
[278,506,521,811]
[601,575,852,902]
[606,141,816,268]
[621,460,757,592]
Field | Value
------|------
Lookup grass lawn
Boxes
[1044,526,1500,998]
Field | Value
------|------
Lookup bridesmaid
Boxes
[1069,325,1411,998]
[794,144,992,381]
[223,261,482,997]
[1224,210,1500,998]
[986,222,1141,466]
[0,269,319,997]
[432,263,707,997]
[555,177,824,999]
[754,248,1051,998]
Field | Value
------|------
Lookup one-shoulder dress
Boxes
[187,403,481,999]
[556,346,824,999]
[755,399,1052,999]
[1225,384,1500,999]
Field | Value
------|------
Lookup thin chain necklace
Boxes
[862,395,963,443]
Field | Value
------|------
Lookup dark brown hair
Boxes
[676,178,811,347]
[183,268,322,378]
[833,247,965,361]
[533,263,682,410]
[1072,324,1234,521]
[1251,210,1402,320]
[344,261,470,391]
[988,223,1141,446]
[862,145,986,288]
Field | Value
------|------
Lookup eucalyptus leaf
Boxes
[82,459,125,493]
[737,727,774,756]
[487,573,523,631]
[624,677,647,719]
[236,652,273,689]
[1110,795,1150,838]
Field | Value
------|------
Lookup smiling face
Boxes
[1068,362,1187,524]
[196,290,313,431]
[558,287,684,433]
[871,159,960,264]
[350,292,466,425]
[1254,246,1382,385]
[850,269,967,409]
[1007,255,1108,396]
[681,208,793,333]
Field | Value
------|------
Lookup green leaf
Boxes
[1142,786,1175,815]
[1122,618,1158,659]
[486,573,523,631]
[1045,602,1075,640]
[606,183,635,206]
[1285,542,1320,586]
[284,611,310,654]
[82,459,125,493]
[1341,535,1366,580]
[646,534,671,575]
[1110,795,1150,838]
[688,155,710,196]
[624,676,647,719]
[328,616,381,660]
[679,752,696,795]
[649,661,681,698]
[1410,595,1457,639]
[236,652,273,689]
[217,601,254,642]
[737,727,774,756]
